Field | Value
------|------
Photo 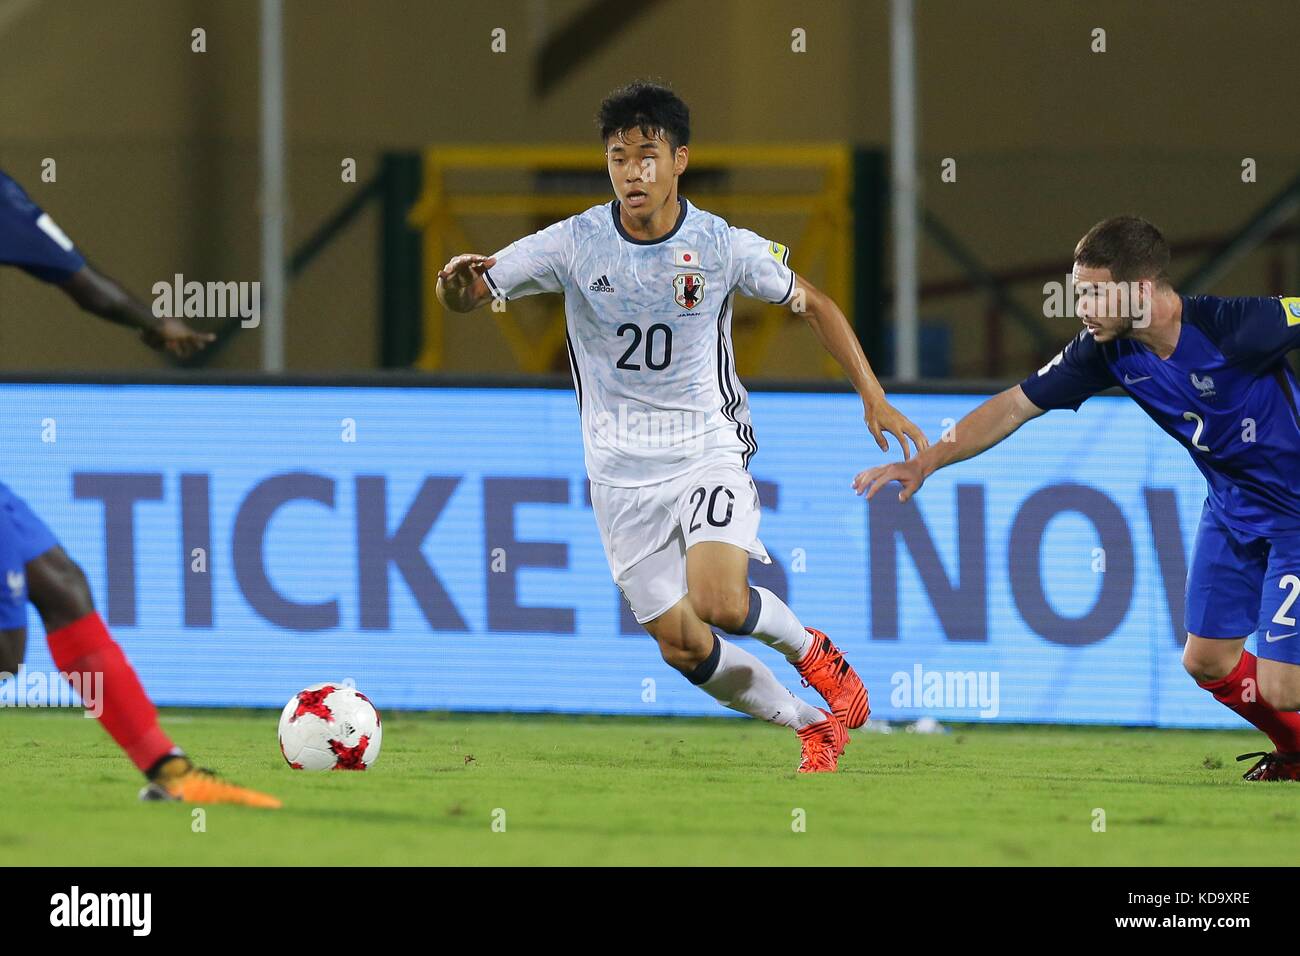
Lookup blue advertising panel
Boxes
[0,382,1237,727]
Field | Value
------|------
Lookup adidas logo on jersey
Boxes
[588,275,614,293]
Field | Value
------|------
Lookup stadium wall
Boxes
[2,375,1241,729]
[0,0,1296,373]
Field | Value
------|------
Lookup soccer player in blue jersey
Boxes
[855,216,1300,780]
[1,168,277,806]
[0,169,213,357]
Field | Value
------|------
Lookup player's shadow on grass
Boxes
[275,806,445,826]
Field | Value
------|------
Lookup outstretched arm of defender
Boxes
[852,384,1045,502]
[437,254,497,312]
[61,264,214,359]
[793,275,929,460]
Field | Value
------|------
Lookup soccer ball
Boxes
[278,683,383,771]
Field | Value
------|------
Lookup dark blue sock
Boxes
[736,586,761,635]
[685,634,722,685]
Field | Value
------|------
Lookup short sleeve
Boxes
[1019,330,1118,411]
[481,219,570,301]
[728,227,796,305]
[0,171,87,283]
[1196,295,1300,372]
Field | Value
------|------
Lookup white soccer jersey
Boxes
[482,197,796,487]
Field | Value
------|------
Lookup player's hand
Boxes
[140,317,217,359]
[853,457,927,503]
[437,253,496,292]
[864,400,929,461]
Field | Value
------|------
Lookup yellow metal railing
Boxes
[408,145,853,375]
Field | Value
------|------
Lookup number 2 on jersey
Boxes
[1182,410,1211,452]
[1273,574,1300,627]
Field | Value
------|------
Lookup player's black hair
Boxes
[1074,216,1171,284]
[598,82,690,151]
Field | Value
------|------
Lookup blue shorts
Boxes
[0,171,86,283]
[0,481,60,629]
[1186,503,1300,664]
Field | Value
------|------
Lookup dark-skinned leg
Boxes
[27,546,180,772]
[0,628,25,676]
[26,546,95,633]
[26,550,279,806]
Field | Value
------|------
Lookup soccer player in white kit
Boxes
[438,83,927,772]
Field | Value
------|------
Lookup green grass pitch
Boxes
[2,708,1296,866]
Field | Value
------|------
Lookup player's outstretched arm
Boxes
[853,384,1045,503]
[61,264,215,359]
[792,275,929,459]
[436,254,497,313]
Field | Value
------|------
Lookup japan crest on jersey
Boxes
[673,272,705,310]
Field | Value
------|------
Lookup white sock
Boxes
[697,636,825,729]
[741,586,812,662]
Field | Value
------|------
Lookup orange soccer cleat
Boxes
[796,628,870,729]
[139,755,282,809]
[796,709,848,773]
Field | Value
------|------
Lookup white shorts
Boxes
[590,458,771,625]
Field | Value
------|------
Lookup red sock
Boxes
[45,611,177,772]
[1198,650,1300,753]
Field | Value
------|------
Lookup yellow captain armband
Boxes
[1281,296,1300,326]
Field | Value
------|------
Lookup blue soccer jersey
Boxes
[1022,295,1300,537]
[0,169,86,283]
[0,481,60,630]
[1021,295,1300,652]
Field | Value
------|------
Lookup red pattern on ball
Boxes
[291,685,336,722]
[330,735,371,771]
